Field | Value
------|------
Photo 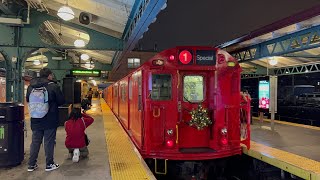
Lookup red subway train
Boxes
[103,46,251,178]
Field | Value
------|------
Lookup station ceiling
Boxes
[0,0,320,82]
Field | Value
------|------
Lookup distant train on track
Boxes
[104,46,251,178]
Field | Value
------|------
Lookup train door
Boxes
[178,71,211,149]
[129,71,143,147]
[148,71,176,149]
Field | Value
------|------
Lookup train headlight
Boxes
[167,129,174,135]
[221,127,228,135]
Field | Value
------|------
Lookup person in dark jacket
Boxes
[26,68,65,172]
[65,108,94,162]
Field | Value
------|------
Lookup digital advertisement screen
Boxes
[259,80,270,109]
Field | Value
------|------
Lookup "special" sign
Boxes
[196,50,216,65]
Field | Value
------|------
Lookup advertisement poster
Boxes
[259,80,270,109]
[0,124,8,153]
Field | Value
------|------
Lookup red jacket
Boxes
[65,113,94,148]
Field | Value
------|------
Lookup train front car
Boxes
[142,46,249,175]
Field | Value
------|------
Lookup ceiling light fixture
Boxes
[33,60,41,66]
[57,0,74,21]
[74,39,85,48]
[81,54,90,60]
[57,6,75,21]
[268,57,278,66]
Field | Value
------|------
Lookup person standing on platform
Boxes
[65,108,94,162]
[26,68,65,172]
[87,88,93,106]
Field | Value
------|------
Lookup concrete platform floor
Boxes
[251,120,320,161]
[0,99,111,180]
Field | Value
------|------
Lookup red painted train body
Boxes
[104,46,250,162]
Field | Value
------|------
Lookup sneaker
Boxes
[72,148,80,163]
[45,163,59,172]
[27,164,38,172]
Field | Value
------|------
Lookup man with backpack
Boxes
[26,68,65,172]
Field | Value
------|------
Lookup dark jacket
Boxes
[26,77,65,130]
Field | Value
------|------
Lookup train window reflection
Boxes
[151,74,172,100]
[183,76,204,102]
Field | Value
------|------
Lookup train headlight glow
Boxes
[221,127,228,135]
[167,129,173,135]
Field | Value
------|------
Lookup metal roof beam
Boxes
[0,2,14,15]
[230,24,320,63]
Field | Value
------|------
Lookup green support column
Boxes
[1,47,32,103]
[45,52,73,84]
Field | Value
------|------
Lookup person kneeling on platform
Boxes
[65,108,94,162]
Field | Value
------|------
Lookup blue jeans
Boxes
[28,128,57,166]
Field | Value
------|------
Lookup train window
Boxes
[183,76,204,102]
[129,80,132,100]
[121,84,126,102]
[114,87,118,97]
[151,74,172,100]
[138,75,142,110]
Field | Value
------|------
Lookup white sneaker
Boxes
[72,148,80,163]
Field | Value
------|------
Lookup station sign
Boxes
[258,78,270,110]
[196,50,216,65]
[70,70,101,77]
[0,124,8,153]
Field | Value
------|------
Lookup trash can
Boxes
[58,104,72,126]
[0,102,24,167]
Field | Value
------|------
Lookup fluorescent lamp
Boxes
[57,6,75,21]
[74,39,85,47]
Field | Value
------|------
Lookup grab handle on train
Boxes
[153,107,161,118]
[154,158,167,175]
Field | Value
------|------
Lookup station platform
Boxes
[243,118,320,180]
[0,99,154,180]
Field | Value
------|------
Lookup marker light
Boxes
[221,137,228,145]
[166,140,174,147]
[169,55,175,61]
[227,61,236,67]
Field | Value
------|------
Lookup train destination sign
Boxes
[71,70,101,77]
[196,50,216,65]
[179,50,193,65]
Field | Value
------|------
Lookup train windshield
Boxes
[183,75,204,102]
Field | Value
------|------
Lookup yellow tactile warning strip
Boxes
[252,117,320,131]
[100,99,155,180]
[243,141,320,180]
